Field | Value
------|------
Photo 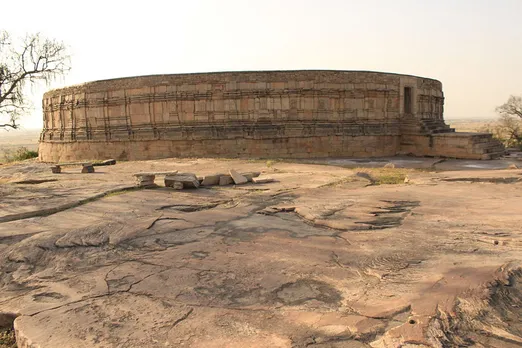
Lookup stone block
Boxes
[165,173,200,189]
[81,164,95,173]
[219,175,233,186]
[137,180,156,187]
[201,174,225,186]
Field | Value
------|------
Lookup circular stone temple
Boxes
[38,70,503,162]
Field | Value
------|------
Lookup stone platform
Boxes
[0,157,521,347]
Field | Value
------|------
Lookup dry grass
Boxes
[320,175,361,187]
[321,168,415,188]
[356,167,413,185]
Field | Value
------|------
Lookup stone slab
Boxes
[93,159,117,166]
[229,169,248,185]
[252,177,275,184]
[133,171,178,177]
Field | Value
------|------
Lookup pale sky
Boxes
[3,0,521,129]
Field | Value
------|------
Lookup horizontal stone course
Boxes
[39,135,400,162]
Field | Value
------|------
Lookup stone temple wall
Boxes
[38,70,446,162]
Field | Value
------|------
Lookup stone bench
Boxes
[133,171,179,187]
[50,162,95,174]
[50,159,116,174]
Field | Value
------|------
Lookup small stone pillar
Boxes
[50,165,61,174]
[81,164,95,173]
[136,175,155,187]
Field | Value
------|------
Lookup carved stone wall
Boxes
[38,70,445,162]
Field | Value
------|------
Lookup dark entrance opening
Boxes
[404,87,412,114]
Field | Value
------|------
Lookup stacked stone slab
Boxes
[38,70,503,162]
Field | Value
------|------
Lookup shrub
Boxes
[2,146,38,162]
[0,328,16,348]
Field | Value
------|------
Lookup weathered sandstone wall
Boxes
[38,70,445,162]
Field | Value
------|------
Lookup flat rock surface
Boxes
[0,158,521,347]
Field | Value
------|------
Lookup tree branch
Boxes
[0,30,70,128]
[0,123,18,129]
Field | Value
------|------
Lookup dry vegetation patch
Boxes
[1,147,38,163]
[357,167,411,185]
[0,328,16,348]
[323,168,417,187]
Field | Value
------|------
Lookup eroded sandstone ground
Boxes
[0,158,521,347]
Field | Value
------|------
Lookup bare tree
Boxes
[0,30,70,129]
[483,96,522,149]
[496,95,522,119]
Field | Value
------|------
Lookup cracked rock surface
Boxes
[0,158,521,347]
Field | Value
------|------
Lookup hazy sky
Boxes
[3,0,521,129]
